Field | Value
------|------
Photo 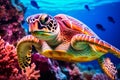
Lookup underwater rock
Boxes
[82,71,93,80]
[31,53,57,80]
[32,54,71,80]
[0,0,26,45]
[31,53,52,73]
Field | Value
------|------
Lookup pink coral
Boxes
[22,63,40,80]
[0,36,40,80]
[68,64,83,80]
[69,64,81,76]
[0,0,26,45]
[0,36,18,79]
[9,63,40,80]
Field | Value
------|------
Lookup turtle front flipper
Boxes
[17,35,42,69]
[98,56,117,79]
[71,34,120,57]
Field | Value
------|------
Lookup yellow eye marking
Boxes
[41,14,48,21]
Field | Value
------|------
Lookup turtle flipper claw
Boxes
[98,57,117,79]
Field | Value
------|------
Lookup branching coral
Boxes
[9,63,40,80]
[22,63,40,80]
[0,36,18,79]
[0,36,40,80]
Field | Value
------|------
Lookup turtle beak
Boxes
[29,21,38,32]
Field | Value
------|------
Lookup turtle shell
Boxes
[54,14,99,38]
[40,14,107,62]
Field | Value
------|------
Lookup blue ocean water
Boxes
[20,0,120,74]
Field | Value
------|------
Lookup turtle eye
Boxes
[26,17,30,24]
[40,14,50,25]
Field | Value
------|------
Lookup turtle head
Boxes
[26,13,59,41]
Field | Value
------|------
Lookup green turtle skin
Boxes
[17,13,120,79]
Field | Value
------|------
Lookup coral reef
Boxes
[22,63,40,80]
[0,0,26,45]
[92,73,111,80]
[0,36,18,79]
[82,71,93,80]
[51,60,67,80]
[9,63,40,80]
[0,0,41,79]
[68,63,83,80]
[0,36,40,80]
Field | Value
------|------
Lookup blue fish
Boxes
[84,5,90,11]
[107,16,115,24]
[30,0,40,9]
[96,24,106,31]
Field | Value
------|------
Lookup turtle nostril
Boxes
[32,19,35,21]
[31,18,36,23]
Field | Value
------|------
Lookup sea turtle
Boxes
[17,13,120,79]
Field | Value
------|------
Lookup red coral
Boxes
[0,36,18,79]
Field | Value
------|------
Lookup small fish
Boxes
[30,0,40,9]
[84,5,90,11]
[96,24,106,31]
[107,16,115,24]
